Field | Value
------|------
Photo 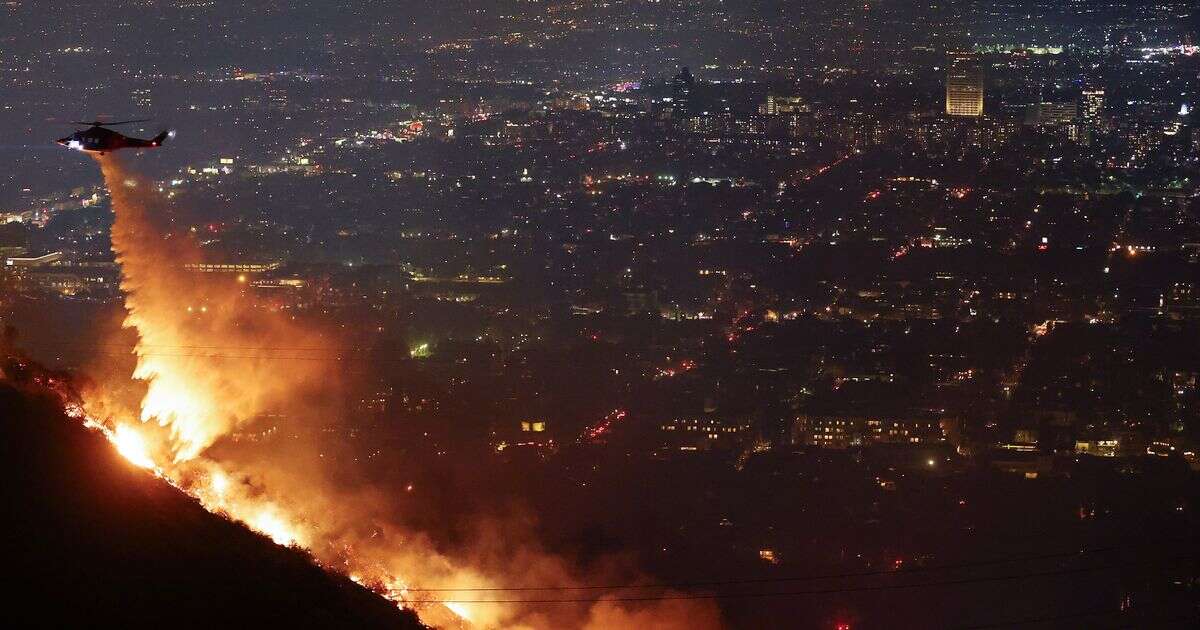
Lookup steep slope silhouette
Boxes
[0,377,424,629]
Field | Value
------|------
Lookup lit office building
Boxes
[945,52,984,117]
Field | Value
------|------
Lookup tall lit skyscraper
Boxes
[1080,89,1105,122]
[945,52,983,117]
[671,66,695,117]
[760,94,809,116]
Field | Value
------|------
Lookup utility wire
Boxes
[403,554,1194,604]
[956,607,1197,629]
[404,543,1154,592]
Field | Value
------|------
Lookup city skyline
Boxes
[1,2,1198,629]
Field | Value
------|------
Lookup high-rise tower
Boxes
[1080,89,1105,122]
[945,52,983,117]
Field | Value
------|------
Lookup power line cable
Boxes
[405,543,1166,592]
[403,554,1195,604]
[957,607,1197,629]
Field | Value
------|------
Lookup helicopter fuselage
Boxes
[56,125,168,154]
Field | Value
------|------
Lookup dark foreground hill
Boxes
[0,380,424,629]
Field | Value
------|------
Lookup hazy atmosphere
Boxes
[1,2,1198,628]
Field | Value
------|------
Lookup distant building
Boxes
[760,95,809,116]
[670,66,695,117]
[1074,440,1119,457]
[182,261,282,274]
[520,420,548,433]
[945,52,983,117]
[1025,100,1079,139]
[682,113,773,139]
[1080,89,1104,122]
[4,252,63,268]
[1026,101,1077,127]
[6,257,119,297]
[792,413,946,449]
[660,402,751,452]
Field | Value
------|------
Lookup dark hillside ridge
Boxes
[0,381,424,629]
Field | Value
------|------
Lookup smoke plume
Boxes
[86,155,721,629]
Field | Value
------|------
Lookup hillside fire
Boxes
[46,155,716,630]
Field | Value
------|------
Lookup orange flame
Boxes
[91,155,484,625]
[112,424,155,469]
[83,155,721,630]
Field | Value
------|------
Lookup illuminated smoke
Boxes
[87,155,721,629]
[102,156,336,460]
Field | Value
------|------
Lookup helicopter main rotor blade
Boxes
[70,119,152,126]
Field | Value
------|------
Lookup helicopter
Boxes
[56,119,171,155]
